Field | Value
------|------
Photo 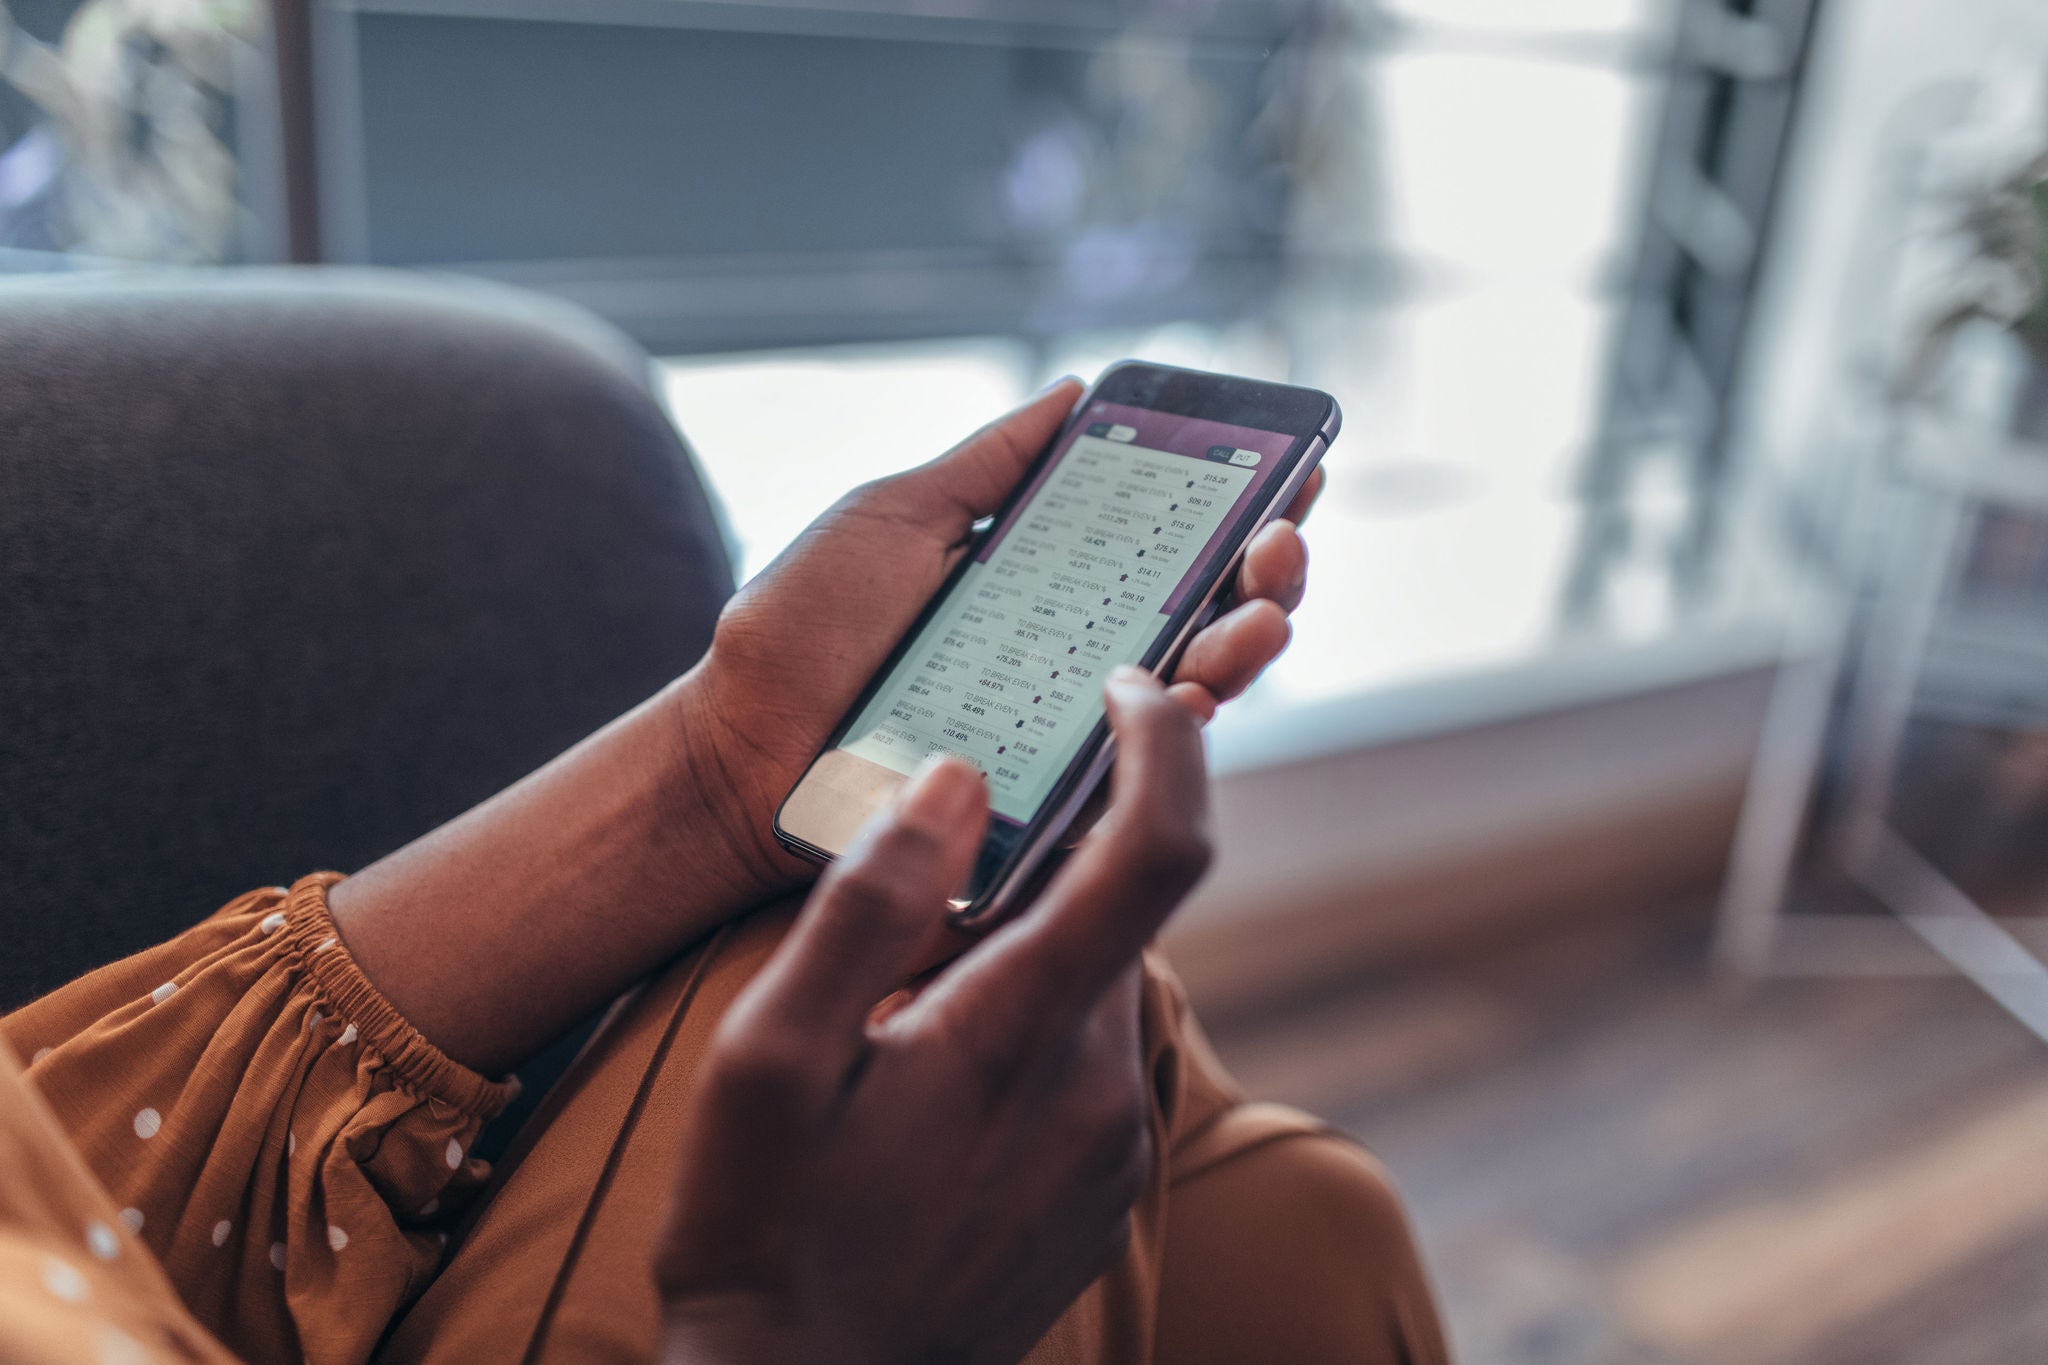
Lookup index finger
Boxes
[907,667,1211,1054]
[734,757,987,1068]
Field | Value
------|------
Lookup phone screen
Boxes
[832,399,1304,825]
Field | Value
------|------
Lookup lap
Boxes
[375,906,1446,1365]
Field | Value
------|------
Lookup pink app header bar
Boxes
[977,400,1299,617]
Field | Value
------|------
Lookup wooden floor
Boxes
[1195,894,2048,1364]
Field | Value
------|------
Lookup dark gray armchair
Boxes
[0,270,735,1075]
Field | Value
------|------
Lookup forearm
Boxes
[328,671,782,1075]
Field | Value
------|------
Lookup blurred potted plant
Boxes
[0,0,257,263]
[1883,135,2048,899]
[1903,141,2048,441]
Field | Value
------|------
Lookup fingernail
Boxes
[1034,374,1083,397]
[898,755,983,828]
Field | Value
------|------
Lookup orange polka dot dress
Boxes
[0,877,517,1364]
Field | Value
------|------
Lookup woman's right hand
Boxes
[655,667,1211,1365]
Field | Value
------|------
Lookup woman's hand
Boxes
[658,669,1208,1365]
[329,383,1314,1076]
[679,377,1323,909]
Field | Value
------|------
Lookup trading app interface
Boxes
[838,400,1298,823]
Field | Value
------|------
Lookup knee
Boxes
[1196,1129,1428,1294]
[1248,1132,1417,1266]
[1157,1124,1448,1365]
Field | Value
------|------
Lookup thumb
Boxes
[894,378,1083,522]
[744,757,988,1052]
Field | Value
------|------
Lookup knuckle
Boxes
[808,477,909,535]
[1125,685,1185,734]
[1078,1082,1149,1181]
[962,1004,1051,1099]
[1152,681,1206,731]
[839,475,895,511]
[1119,1123,1157,1205]
[710,591,745,636]
[1126,816,1213,887]
[1096,1212,1135,1271]
[717,1060,811,1118]
[1171,630,1214,681]
[843,472,932,524]
[1113,1100,1152,1171]
[1100,1123,1149,1198]
[824,860,916,920]
[840,808,960,891]
[1173,825,1216,880]
[708,591,765,658]
[864,818,951,868]
[718,1029,800,1083]
[710,1020,814,1110]
[1112,1160,1148,1214]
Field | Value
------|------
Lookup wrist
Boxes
[656,667,817,916]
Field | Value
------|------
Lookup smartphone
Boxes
[774,361,1340,929]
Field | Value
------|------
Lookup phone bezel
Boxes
[772,360,1338,920]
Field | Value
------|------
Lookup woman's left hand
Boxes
[675,377,1323,909]
[330,381,1320,1074]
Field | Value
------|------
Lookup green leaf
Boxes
[2025,178,2048,341]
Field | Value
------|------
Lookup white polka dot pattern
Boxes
[41,1256,89,1303]
[85,1221,119,1261]
[4,874,527,1359]
[95,1325,148,1365]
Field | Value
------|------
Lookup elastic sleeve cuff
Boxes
[279,873,520,1120]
